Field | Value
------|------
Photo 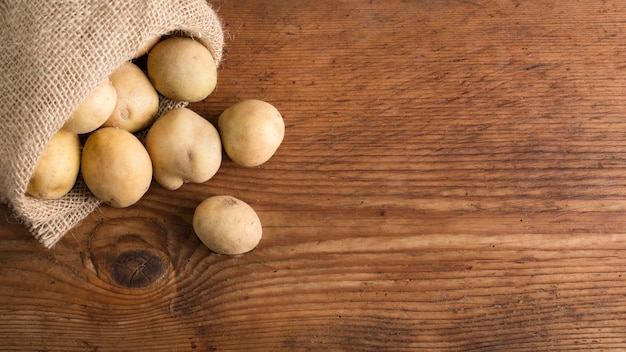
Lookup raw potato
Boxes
[62,79,117,134]
[218,99,285,167]
[81,127,153,208]
[193,195,262,255]
[145,107,222,190]
[147,36,217,102]
[104,62,159,132]
[26,130,81,200]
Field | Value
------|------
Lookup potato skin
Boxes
[63,79,117,134]
[192,195,262,255]
[80,127,153,208]
[104,62,159,133]
[218,99,285,167]
[147,36,217,102]
[145,107,222,191]
[26,130,81,200]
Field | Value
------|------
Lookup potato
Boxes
[145,107,222,190]
[81,127,152,208]
[103,62,159,132]
[218,99,285,167]
[62,79,117,134]
[147,36,217,102]
[26,130,81,200]
[193,195,262,255]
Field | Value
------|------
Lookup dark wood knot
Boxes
[86,217,173,290]
[108,248,169,289]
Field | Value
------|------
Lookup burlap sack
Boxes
[0,0,224,248]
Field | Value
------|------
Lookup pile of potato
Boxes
[26,36,285,255]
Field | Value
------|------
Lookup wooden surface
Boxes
[3,0,626,350]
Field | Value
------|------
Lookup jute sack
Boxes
[0,0,224,248]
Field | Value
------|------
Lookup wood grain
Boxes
[3,0,626,350]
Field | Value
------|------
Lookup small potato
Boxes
[218,99,285,167]
[193,195,262,255]
[63,79,117,134]
[81,127,153,208]
[26,130,81,200]
[104,62,160,133]
[145,107,222,191]
[147,36,217,102]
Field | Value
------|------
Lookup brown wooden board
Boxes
[2,1,626,350]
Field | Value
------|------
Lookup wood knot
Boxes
[108,249,168,289]
[86,218,173,290]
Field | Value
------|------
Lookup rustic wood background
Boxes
[3,0,626,350]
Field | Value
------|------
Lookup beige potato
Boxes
[26,130,81,200]
[145,107,222,191]
[147,36,217,102]
[218,99,285,167]
[62,79,117,134]
[192,195,262,255]
[81,127,152,208]
[104,62,159,132]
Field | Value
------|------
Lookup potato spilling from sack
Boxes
[218,99,285,167]
[103,62,160,133]
[81,127,153,208]
[26,130,81,200]
[62,79,117,134]
[147,36,217,102]
[146,107,222,191]
[26,34,286,256]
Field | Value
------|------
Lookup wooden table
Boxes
[3,1,626,350]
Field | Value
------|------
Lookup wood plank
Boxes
[3,0,626,350]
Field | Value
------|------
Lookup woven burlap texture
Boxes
[0,0,224,248]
